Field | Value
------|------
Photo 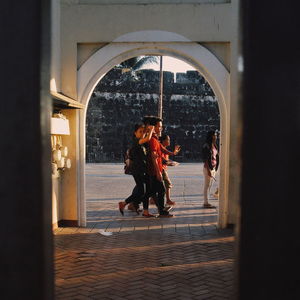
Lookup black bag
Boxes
[124,148,133,175]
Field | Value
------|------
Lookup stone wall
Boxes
[86,68,220,162]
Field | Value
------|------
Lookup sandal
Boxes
[163,205,173,212]
[118,202,126,215]
[203,203,216,209]
[142,213,155,218]
[166,200,175,206]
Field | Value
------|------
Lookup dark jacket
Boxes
[202,142,219,171]
[129,137,148,175]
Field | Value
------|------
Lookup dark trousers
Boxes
[125,174,149,210]
[148,175,165,214]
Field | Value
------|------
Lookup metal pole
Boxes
[158,55,163,118]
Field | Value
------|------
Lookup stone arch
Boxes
[77,31,230,228]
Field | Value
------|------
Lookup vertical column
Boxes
[158,55,163,118]
[238,1,300,299]
[0,0,53,299]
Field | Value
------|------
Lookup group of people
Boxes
[118,115,180,218]
[118,115,219,217]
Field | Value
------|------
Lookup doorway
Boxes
[77,32,229,228]
[85,55,221,228]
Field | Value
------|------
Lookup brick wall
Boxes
[86,68,220,162]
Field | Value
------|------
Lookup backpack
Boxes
[124,148,133,175]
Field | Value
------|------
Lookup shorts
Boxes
[162,169,173,189]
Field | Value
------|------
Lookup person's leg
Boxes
[213,187,219,198]
[130,175,146,213]
[163,170,174,205]
[127,186,141,210]
[203,166,212,205]
[166,188,171,203]
[156,180,166,214]
[125,185,138,204]
[141,175,154,217]
[203,167,216,208]
[119,176,143,215]
[152,176,173,216]
[149,176,164,214]
[207,169,216,199]
[119,179,137,215]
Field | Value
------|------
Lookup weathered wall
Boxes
[60,2,233,98]
[86,69,220,162]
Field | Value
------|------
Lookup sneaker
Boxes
[163,205,173,212]
[158,211,174,218]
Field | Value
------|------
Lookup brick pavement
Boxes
[55,164,235,299]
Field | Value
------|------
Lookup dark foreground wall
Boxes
[86,69,220,162]
[238,1,300,299]
[0,0,53,299]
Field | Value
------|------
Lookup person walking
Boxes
[159,134,180,207]
[144,116,180,217]
[118,123,155,217]
[202,130,219,208]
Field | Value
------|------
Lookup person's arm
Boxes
[138,126,154,145]
[161,144,181,156]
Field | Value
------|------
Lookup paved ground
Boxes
[54,163,235,299]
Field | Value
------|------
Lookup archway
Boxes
[77,31,230,228]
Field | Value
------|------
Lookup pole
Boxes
[158,55,163,118]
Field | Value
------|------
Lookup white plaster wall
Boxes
[77,43,107,69]
[201,43,230,71]
[60,2,233,98]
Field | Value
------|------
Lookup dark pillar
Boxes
[0,1,53,299]
[238,1,300,299]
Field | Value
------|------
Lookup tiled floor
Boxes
[54,163,235,299]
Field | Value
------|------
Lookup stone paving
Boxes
[54,163,235,299]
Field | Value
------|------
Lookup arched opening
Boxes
[77,34,229,228]
[85,55,221,227]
